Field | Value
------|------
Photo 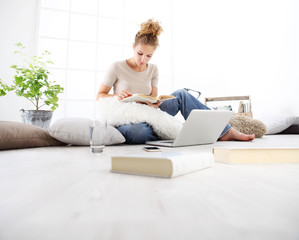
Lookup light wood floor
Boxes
[0,135,299,240]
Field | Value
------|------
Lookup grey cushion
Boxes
[48,118,125,145]
[279,119,299,134]
[257,114,299,134]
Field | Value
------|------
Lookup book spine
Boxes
[171,152,214,177]
[238,101,243,113]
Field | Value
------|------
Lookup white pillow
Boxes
[257,114,299,134]
[48,118,125,145]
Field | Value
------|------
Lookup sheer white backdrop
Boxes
[0,0,298,122]
[37,0,173,121]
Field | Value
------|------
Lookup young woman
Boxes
[96,19,255,144]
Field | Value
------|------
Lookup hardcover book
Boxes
[111,151,214,178]
[213,147,299,164]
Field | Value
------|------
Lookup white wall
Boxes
[172,0,299,117]
[0,0,298,122]
[0,0,38,121]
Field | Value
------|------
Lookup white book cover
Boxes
[111,151,214,178]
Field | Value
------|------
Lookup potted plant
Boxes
[0,43,64,128]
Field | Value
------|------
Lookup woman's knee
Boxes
[171,89,189,98]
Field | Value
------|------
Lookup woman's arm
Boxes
[96,83,115,100]
[96,83,132,101]
[150,86,158,97]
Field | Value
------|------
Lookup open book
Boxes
[120,94,176,104]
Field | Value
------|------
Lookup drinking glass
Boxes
[89,120,107,153]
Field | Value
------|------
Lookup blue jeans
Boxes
[117,89,232,144]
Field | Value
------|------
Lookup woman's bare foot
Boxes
[219,128,255,141]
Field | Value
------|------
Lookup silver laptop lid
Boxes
[172,110,233,147]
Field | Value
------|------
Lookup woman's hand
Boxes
[118,90,132,100]
[145,101,162,108]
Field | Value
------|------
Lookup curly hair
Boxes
[134,19,163,49]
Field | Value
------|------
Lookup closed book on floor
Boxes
[213,147,299,164]
[111,152,214,178]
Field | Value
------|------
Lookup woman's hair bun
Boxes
[138,19,163,37]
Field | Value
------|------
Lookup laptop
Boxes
[146,109,233,147]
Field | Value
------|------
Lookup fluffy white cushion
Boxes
[97,97,183,140]
[48,118,125,145]
[257,114,299,134]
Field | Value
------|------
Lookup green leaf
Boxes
[0,89,7,96]
[14,76,24,85]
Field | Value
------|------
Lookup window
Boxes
[36,0,173,120]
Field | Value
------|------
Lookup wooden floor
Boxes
[0,135,299,240]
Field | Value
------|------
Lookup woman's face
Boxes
[133,44,156,67]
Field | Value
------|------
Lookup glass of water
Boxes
[89,120,107,154]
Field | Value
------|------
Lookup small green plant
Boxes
[0,43,64,111]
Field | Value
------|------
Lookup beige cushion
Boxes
[229,114,267,138]
[0,121,65,150]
